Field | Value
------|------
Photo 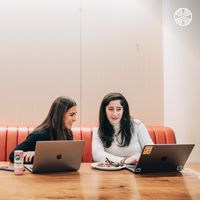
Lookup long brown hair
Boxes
[35,96,76,140]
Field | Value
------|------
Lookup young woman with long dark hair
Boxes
[92,92,153,165]
[9,96,77,163]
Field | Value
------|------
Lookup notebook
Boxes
[24,140,85,173]
[125,144,195,173]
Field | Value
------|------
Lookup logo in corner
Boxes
[174,8,192,27]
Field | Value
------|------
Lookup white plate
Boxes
[91,162,125,171]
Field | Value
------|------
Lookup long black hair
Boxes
[98,92,134,148]
[34,96,76,140]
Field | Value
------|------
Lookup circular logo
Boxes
[174,8,192,27]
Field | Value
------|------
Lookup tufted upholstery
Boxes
[0,126,176,162]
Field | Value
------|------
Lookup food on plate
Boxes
[96,157,124,168]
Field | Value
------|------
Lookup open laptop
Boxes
[24,140,85,173]
[125,144,195,173]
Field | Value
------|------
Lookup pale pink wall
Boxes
[81,0,163,126]
[0,1,163,128]
[0,0,81,126]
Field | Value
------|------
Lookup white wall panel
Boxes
[163,0,200,161]
[81,0,163,126]
[0,0,81,126]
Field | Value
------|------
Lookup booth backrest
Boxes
[0,126,176,162]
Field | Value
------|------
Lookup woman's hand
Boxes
[124,153,140,165]
[23,151,35,163]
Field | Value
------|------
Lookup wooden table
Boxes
[0,162,200,200]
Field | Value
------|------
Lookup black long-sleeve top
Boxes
[9,128,73,162]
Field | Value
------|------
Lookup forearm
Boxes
[92,148,124,163]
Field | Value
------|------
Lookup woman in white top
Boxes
[92,92,154,165]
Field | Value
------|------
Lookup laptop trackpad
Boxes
[125,164,136,172]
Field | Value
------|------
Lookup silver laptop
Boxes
[24,140,85,173]
[125,144,195,173]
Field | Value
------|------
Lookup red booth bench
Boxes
[0,126,176,162]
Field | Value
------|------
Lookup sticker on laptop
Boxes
[143,146,153,155]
